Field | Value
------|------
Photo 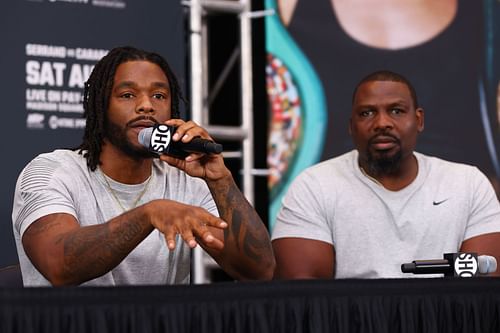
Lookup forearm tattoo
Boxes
[62,218,146,278]
[43,214,151,283]
[211,179,272,263]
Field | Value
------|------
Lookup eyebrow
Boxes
[356,99,409,108]
[151,82,170,89]
[387,100,409,107]
[114,81,170,90]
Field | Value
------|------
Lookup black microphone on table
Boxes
[401,253,497,277]
[138,124,223,159]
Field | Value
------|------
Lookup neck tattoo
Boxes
[99,168,152,212]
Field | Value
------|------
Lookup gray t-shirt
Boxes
[272,150,500,279]
[12,149,218,286]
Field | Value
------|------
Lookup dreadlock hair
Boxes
[78,46,185,171]
[352,70,419,109]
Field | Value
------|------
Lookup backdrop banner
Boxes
[266,0,500,228]
[0,0,185,266]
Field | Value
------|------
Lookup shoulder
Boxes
[304,150,355,173]
[19,150,86,189]
[27,149,84,170]
[286,151,358,199]
[416,152,491,191]
[417,152,482,176]
[298,150,357,182]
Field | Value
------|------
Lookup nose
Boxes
[136,94,154,114]
[373,111,393,131]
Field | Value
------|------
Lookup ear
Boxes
[415,108,424,132]
[348,117,353,135]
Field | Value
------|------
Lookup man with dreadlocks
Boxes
[12,46,275,286]
[272,70,500,279]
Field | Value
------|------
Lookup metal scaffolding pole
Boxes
[185,0,254,284]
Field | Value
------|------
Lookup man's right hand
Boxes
[146,199,227,251]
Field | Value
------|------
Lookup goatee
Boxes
[365,149,402,176]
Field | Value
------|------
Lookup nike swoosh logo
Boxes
[433,199,449,206]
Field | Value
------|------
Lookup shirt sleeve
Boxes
[271,169,333,245]
[12,156,77,237]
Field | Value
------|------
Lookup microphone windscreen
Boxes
[138,127,153,148]
[478,255,497,274]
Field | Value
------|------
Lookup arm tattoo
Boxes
[26,219,64,236]
[242,229,262,263]
[62,216,150,282]
[210,177,273,264]
[231,209,242,251]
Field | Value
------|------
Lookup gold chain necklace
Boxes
[99,169,152,212]
[359,166,384,187]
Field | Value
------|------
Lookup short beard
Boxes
[365,149,402,176]
[105,120,157,160]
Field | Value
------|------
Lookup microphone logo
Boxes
[453,253,478,277]
[149,124,172,153]
[401,252,496,277]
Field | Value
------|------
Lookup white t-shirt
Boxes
[272,150,500,279]
[12,149,218,286]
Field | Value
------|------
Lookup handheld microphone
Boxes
[138,124,223,159]
[401,253,497,277]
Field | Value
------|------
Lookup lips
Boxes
[369,135,399,150]
[129,119,157,128]
[127,119,158,143]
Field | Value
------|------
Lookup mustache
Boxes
[368,132,400,145]
[126,115,159,127]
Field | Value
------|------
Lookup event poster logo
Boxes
[91,0,126,9]
[26,0,126,9]
[25,43,107,130]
